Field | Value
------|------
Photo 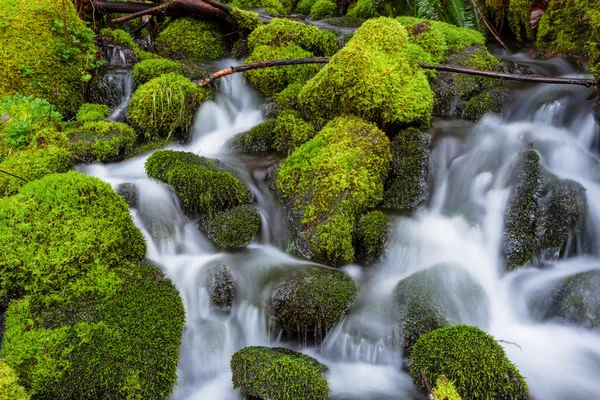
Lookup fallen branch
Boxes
[111,1,175,23]
[196,58,329,86]
[418,369,436,400]
[0,169,28,183]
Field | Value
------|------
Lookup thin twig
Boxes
[468,0,512,55]
[0,169,28,183]
[419,369,436,400]
[497,339,522,350]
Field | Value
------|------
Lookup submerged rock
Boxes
[355,211,390,262]
[87,67,130,109]
[231,346,328,400]
[394,264,489,353]
[206,263,235,309]
[462,88,511,122]
[200,204,261,249]
[116,183,139,208]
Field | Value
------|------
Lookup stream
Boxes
[79,55,600,400]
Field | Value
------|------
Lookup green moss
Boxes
[0,361,30,400]
[0,171,146,302]
[155,18,226,61]
[276,116,390,266]
[229,7,263,31]
[145,150,252,215]
[356,210,389,262]
[550,270,600,329]
[132,58,184,85]
[432,375,462,400]
[266,266,357,331]
[310,0,337,20]
[128,73,211,140]
[230,120,276,152]
[248,19,338,57]
[298,18,433,129]
[206,263,235,309]
[273,109,316,153]
[2,260,185,399]
[66,121,137,163]
[244,44,323,96]
[75,103,109,123]
[231,346,328,400]
[296,0,319,15]
[409,325,528,400]
[461,89,507,121]
[272,82,303,114]
[200,204,261,248]
[382,128,429,210]
[0,0,97,115]
[347,0,392,19]
[228,0,288,14]
[0,145,74,198]
[0,94,63,150]
[452,46,502,97]
[395,264,488,353]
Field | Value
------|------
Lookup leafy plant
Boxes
[412,0,484,29]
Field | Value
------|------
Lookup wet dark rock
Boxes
[499,59,533,75]
[116,183,139,208]
[206,263,235,309]
[200,204,261,249]
[86,67,131,109]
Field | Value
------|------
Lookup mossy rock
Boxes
[2,260,185,399]
[128,73,212,140]
[66,121,136,163]
[273,109,316,153]
[355,210,390,262]
[462,88,510,122]
[206,263,235,309]
[231,346,328,400]
[229,7,264,32]
[0,361,29,400]
[298,18,433,130]
[145,150,252,215]
[320,16,366,28]
[100,28,158,62]
[132,58,185,85]
[116,182,139,208]
[248,18,338,57]
[228,0,289,15]
[156,18,226,61]
[395,264,489,353]
[310,0,337,20]
[264,266,357,332]
[275,116,391,266]
[244,44,323,96]
[0,171,146,302]
[381,128,429,210]
[86,67,132,109]
[347,0,393,19]
[0,145,74,198]
[230,120,277,152]
[76,103,110,123]
[0,0,97,115]
[0,94,63,151]
[200,204,261,249]
[409,325,529,400]
[296,0,319,15]
[269,82,303,117]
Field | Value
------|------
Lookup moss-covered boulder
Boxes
[273,109,316,153]
[271,82,303,115]
[355,211,390,262]
[206,263,235,309]
[76,103,110,123]
[100,28,157,63]
[298,18,433,130]
[296,0,319,15]
[0,0,97,115]
[66,121,136,163]
[200,204,261,249]
[265,266,356,332]
[310,0,337,20]
[503,150,588,269]
[0,171,146,302]
[2,260,185,399]
[0,146,74,198]
[128,73,212,140]
[145,150,252,215]
[116,182,139,208]
[275,116,390,266]
[132,58,185,85]
[409,325,528,400]
[0,361,29,400]
[228,0,289,15]
[230,120,276,152]
[347,0,392,19]
[231,346,328,400]
[395,264,489,353]
[381,128,429,210]
[462,88,510,122]
[156,18,226,61]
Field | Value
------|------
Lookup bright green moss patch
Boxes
[128,73,212,140]
[273,82,303,114]
[0,94,63,150]
[266,266,357,331]
[228,0,287,15]
[248,19,338,56]
[432,375,462,400]
[0,146,74,198]
[298,17,433,129]
[155,18,226,60]
[276,116,390,266]
[231,346,328,400]
[76,103,109,123]
[409,325,528,400]
[0,171,146,302]
[310,0,337,20]
[230,120,276,152]
[462,89,508,121]
[244,44,323,96]
[0,0,97,115]
[200,204,261,248]
[296,0,319,15]
[0,361,29,400]
[356,211,389,262]
[66,121,137,163]
[2,260,185,399]
[347,0,392,19]
[132,58,184,85]
[229,7,263,31]
[273,110,316,153]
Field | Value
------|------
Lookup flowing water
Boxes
[79,56,600,399]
